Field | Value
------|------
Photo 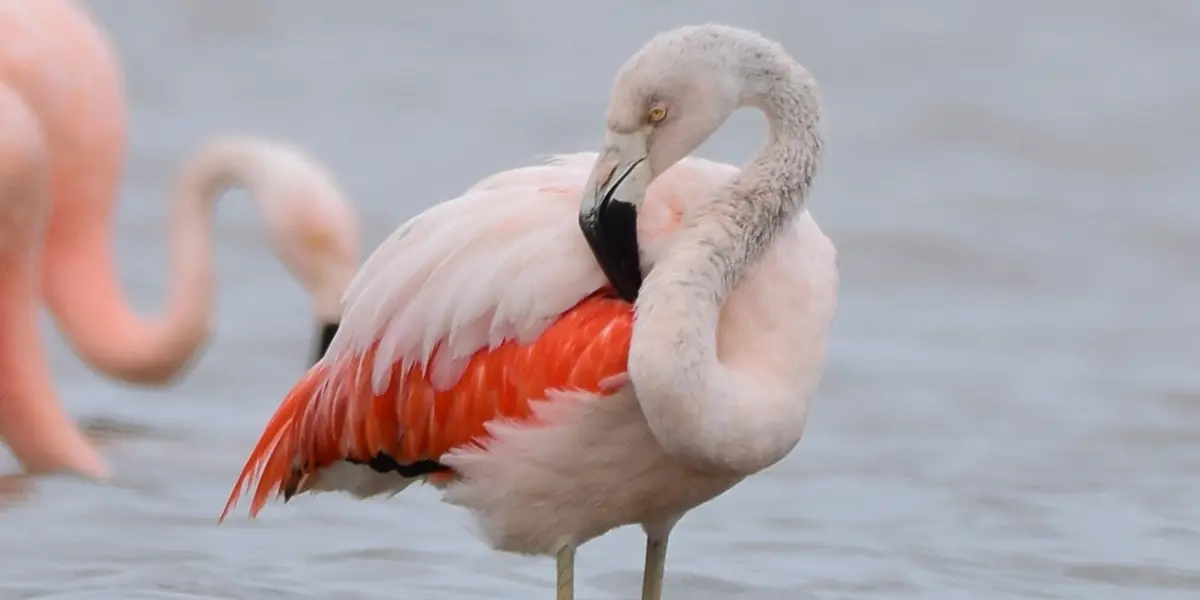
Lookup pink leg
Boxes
[641,534,669,600]
[556,545,575,600]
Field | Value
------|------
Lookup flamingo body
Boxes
[223,151,837,554]
[226,24,836,598]
[0,0,360,478]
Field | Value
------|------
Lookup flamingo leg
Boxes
[641,535,669,600]
[556,545,576,600]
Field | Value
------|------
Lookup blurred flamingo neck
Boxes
[628,48,824,475]
[0,84,106,478]
[0,262,109,479]
[41,144,275,386]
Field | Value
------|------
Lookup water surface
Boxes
[2,1,1197,598]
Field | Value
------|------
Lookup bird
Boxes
[220,23,838,600]
[0,0,361,480]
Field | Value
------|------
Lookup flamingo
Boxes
[221,24,837,600]
[0,0,360,479]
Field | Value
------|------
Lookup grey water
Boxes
[1,0,1197,598]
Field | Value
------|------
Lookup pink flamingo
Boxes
[222,24,837,600]
[0,0,360,480]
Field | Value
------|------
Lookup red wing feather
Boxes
[221,294,632,520]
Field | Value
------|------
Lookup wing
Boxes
[221,153,634,519]
[330,151,613,391]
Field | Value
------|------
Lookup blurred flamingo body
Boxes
[223,24,836,599]
[0,0,360,479]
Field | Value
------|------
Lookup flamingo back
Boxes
[221,152,741,520]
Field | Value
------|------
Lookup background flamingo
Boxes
[0,0,361,479]
[222,24,837,600]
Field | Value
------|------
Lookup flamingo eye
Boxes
[647,105,667,124]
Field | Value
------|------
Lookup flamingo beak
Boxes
[579,148,650,303]
[312,321,339,364]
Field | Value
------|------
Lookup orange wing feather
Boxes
[221,294,633,520]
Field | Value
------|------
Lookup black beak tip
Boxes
[579,196,643,305]
[610,264,643,304]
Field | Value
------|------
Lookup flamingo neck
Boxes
[0,258,109,479]
[0,84,108,478]
[628,56,824,475]
[40,149,259,386]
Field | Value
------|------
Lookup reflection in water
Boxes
[77,416,169,446]
[0,474,35,510]
[0,416,160,513]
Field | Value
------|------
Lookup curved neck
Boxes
[0,267,109,479]
[629,56,824,475]
[0,84,108,478]
[40,143,270,386]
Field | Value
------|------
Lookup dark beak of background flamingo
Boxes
[579,156,645,303]
[312,321,339,364]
